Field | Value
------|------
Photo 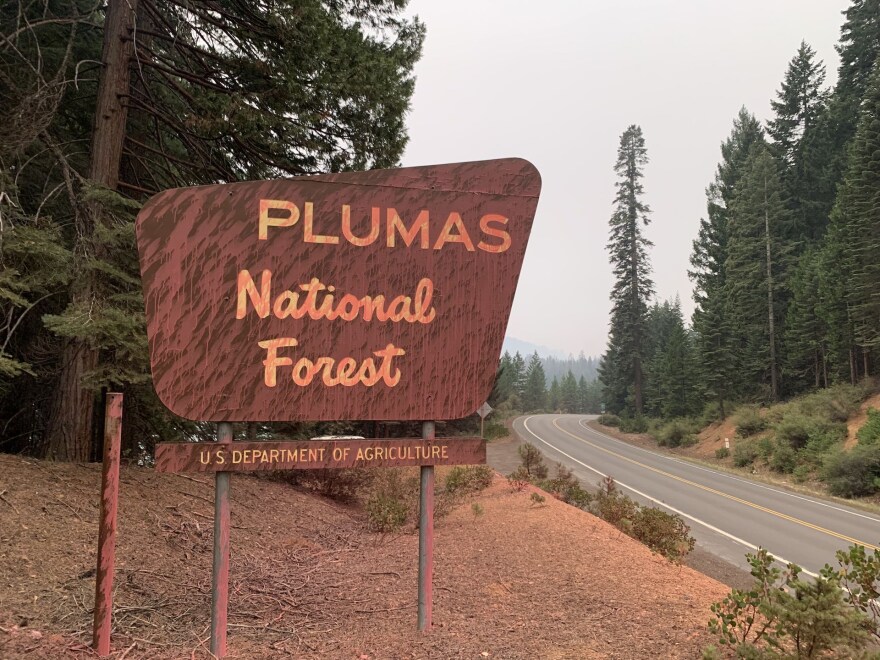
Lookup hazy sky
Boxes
[402,0,848,357]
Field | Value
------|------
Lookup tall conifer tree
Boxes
[768,42,832,242]
[690,109,764,417]
[601,125,654,416]
[725,146,791,401]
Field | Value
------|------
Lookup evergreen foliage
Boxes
[0,0,424,459]
[600,125,654,416]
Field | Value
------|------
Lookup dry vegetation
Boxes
[0,453,729,659]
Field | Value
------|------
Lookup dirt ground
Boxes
[0,453,730,659]
[846,392,880,450]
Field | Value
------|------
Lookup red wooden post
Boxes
[93,392,123,657]
[210,422,233,657]
[417,421,435,631]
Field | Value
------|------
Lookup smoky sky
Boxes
[401,0,847,357]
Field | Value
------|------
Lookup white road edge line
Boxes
[519,415,819,578]
[577,417,880,525]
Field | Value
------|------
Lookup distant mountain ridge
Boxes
[501,336,599,383]
[501,336,567,359]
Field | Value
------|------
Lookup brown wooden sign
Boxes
[135,158,540,421]
[154,438,485,473]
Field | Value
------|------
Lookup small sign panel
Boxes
[154,438,486,473]
[476,402,493,419]
[135,159,540,421]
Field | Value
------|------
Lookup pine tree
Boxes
[510,352,527,400]
[560,371,579,413]
[522,352,547,412]
[577,375,590,414]
[0,1,425,459]
[601,125,654,416]
[548,377,561,411]
[767,42,832,242]
[785,248,831,390]
[689,109,765,418]
[725,146,791,401]
[823,57,880,378]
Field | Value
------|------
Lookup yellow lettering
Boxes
[259,199,299,240]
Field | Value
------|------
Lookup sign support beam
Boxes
[210,422,233,658]
[417,420,435,631]
[93,392,123,657]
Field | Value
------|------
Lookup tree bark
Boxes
[44,0,138,461]
[764,176,778,401]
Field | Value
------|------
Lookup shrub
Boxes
[591,477,694,562]
[652,418,700,448]
[715,447,730,460]
[774,413,814,450]
[797,383,869,423]
[366,491,409,533]
[530,492,546,506]
[445,465,494,495]
[769,442,797,473]
[542,463,592,509]
[293,468,371,502]
[507,466,531,491]
[518,443,548,480]
[858,408,880,445]
[822,543,880,643]
[619,415,648,433]
[631,507,695,562]
[733,406,766,437]
[733,439,760,467]
[592,488,639,530]
[708,548,871,657]
[597,413,621,427]
[471,503,484,521]
[792,464,812,483]
[822,444,880,497]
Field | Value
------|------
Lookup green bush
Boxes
[822,543,880,643]
[822,444,880,497]
[708,548,871,657]
[597,413,621,427]
[733,439,760,467]
[653,418,700,448]
[542,463,592,509]
[769,442,797,473]
[858,408,880,445]
[619,415,648,433]
[445,465,494,495]
[733,406,767,437]
[796,383,869,423]
[774,412,846,451]
[506,466,531,491]
[756,436,775,459]
[366,491,409,533]
[590,478,694,562]
[792,464,812,483]
[518,442,548,479]
[715,447,730,460]
[774,413,814,450]
[631,506,695,561]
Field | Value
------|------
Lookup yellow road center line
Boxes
[551,417,880,552]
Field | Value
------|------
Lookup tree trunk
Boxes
[44,0,138,461]
[764,178,778,401]
[850,347,857,385]
[864,348,870,379]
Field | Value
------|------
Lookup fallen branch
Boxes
[0,489,18,513]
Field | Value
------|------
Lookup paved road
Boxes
[514,414,880,576]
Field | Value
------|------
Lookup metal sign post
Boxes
[93,393,123,657]
[210,422,233,657]
[417,421,435,631]
[477,401,492,439]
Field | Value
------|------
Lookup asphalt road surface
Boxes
[515,414,880,576]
